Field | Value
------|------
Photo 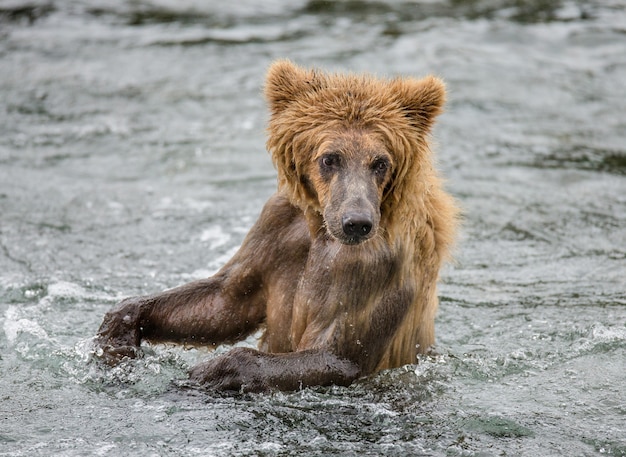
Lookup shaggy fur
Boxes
[95,60,458,392]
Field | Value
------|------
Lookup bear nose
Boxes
[342,213,373,238]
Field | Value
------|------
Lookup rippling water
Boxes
[1,1,625,456]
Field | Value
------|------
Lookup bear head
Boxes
[265,60,446,246]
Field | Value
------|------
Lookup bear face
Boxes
[265,60,446,246]
[305,129,393,245]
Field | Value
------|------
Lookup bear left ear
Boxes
[265,60,322,115]
[392,76,446,133]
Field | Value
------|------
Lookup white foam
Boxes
[3,305,49,345]
[46,280,118,302]
[589,323,626,343]
[47,280,87,298]
[199,225,231,249]
[572,323,626,354]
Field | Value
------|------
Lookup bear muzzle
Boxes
[342,212,373,239]
[325,205,379,245]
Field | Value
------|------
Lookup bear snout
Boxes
[324,204,379,245]
[342,212,373,239]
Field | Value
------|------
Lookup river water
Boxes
[1,1,625,456]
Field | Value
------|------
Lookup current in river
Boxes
[1,1,625,456]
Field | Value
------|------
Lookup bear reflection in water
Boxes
[96,60,459,393]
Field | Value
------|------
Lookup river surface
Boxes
[1,1,625,456]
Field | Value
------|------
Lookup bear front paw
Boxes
[94,298,144,365]
[189,347,268,393]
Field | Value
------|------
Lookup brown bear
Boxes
[95,60,458,392]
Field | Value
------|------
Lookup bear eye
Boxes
[320,153,340,170]
[372,158,389,176]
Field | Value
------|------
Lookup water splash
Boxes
[3,305,50,346]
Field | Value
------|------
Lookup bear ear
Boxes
[392,76,446,133]
[265,59,321,114]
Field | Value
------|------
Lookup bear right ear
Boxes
[265,60,321,114]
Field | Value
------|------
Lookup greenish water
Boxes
[1,1,625,455]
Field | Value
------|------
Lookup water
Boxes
[1,0,625,455]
